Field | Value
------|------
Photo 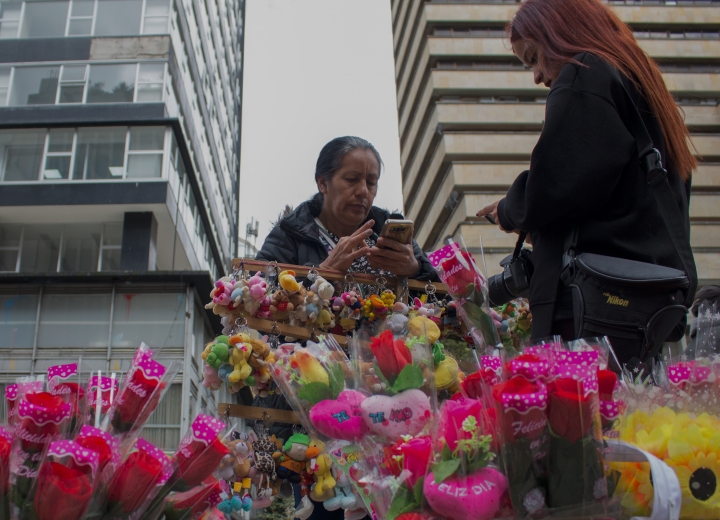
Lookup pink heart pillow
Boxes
[309,390,367,441]
[424,467,508,520]
[360,389,431,441]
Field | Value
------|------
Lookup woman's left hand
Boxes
[367,237,419,277]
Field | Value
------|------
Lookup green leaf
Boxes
[413,477,425,505]
[441,442,454,462]
[391,364,424,393]
[297,382,333,405]
[328,363,345,399]
[373,362,395,395]
[386,485,416,520]
[431,459,461,484]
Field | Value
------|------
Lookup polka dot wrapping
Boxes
[481,356,502,372]
[190,414,224,446]
[17,394,71,425]
[553,364,599,396]
[668,362,693,386]
[48,440,99,478]
[88,376,119,392]
[0,426,11,442]
[133,351,167,382]
[78,425,120,467]
[136,438,173,484]
[47,363,78,384]
[500,382,548,414]
[507,358,551,382]
[554,351,599,368]
[427,244,459,268]
[5,384,17,401]
[600,399,624,421]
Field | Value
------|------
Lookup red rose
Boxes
[52,382,84,413]
[461,368,497,399]
[169,478,223,517]
[34,461,93,520]
[440,251,481,297]
[76,435,113,472]
[113,369,165,431]
[370,330,412,381]
[492,376,547,442]
[174,436,229,489]
[547,378,594,444]
[0,435,10,495]
[597,370,617,401]
[18,392,67,451]
[107,449,165,513]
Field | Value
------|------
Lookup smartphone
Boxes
[379,219,414,245]
[484,214,497,225]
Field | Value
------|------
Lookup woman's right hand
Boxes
[319,220,374,272]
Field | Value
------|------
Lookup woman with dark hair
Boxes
[476,0,697,363]
[257,136,438,281]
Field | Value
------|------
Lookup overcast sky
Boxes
[238,0,404,255]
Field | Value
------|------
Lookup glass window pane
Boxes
[0,129,45,182]
[61,65,87,82]
[0,224,22,248]
[0,250,18,271]
[71,0,95,17]
[0,3,21,39]
[136,84,162,102]
[126,154,162,178]
[47,129,74,153]
[140,383,181,450]
[144,0,169,17]
[100,248,120,271]
[86,64,135,103]
[138,63,165,84]
[102,223,122,246]
[43,156,71,179]
[67,18,92,35]
[9,67,60,106]
[38,293,111,348]
[59,85,84,103]
[142,17,167,35]
[112,293,186,350]
[59,224,101,271]
[73,128,126,180]
[0,293,39,348]
[129,127,164,151]
[20,225,62,272]
[20,2,69,38]
[95,0,141,36]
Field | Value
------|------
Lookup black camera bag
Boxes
[560,70,697,365]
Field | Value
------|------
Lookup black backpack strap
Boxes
[608,68,697,308]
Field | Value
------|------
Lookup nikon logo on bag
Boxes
[603,293,629,307]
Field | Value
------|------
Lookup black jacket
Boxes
[497,53,697,338]
[256,198,439,282]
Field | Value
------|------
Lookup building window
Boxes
[87,64,136,103]
[37,292,112,351]
[0,68,9,106]
[111,292,186,352]
[8,66,60,106]
[136,63,165,102]
[142,0,169,34]
[0,222,122,273]
[94,0,142,36]
[0,126,169,183]
[0,129,45,182]
[141,383,182,451]
[0,292,39,348]
[20,1,69,39]
[67,0,96,36]
[58,65,88,104]
[0,3,20,39]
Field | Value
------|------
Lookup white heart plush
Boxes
[360,389,431,441]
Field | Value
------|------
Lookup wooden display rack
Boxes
[231,258,450,346]
[218,403,301,424]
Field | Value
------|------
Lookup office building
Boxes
[390,0,720,286]
[0,0,245,448]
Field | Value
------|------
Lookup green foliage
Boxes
[257,495,295,520]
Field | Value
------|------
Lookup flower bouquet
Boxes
[47,362,87,436]
[0,427,11,520]
[161,477,224,520]
[86,373,120,429]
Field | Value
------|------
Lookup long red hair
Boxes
[509,0,696,180]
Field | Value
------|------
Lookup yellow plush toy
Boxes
[279,270,302,293]
[290,349,329,385]
[307,453,336,496]
[227,334,253,383]
[407,316,441,343]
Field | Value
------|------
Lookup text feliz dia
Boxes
[436,479,499,497]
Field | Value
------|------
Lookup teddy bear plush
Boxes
[227,335,253,383]
[310,276,335,305]
[247,338,272,368]
[269,290,293,320]
[201,364,222,391]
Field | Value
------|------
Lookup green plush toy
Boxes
[204,336,230,369]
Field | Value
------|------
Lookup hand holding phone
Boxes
[379,219,414,245]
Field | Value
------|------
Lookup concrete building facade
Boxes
[390,0,720,286]
[0,0,244,448]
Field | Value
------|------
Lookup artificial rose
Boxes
[76,435,113,472]
[438,398,483,451]
[0,434,10,495]
[107,449,165,513]
[52,382,84,413]
[492,376,547,443]
[505,353,551,382]
[164,479,223,520]
[597,370,617,401]
[18,392,67,451]
[382,437,432,489]
[34,461,93,520]
[112,369,165,432]
[173,436,229,489]
[440,251,481,297]
[547,378,594,444]
[369,330,412,381]
[461,368,497,399]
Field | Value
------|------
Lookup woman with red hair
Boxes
[477,0,697,363]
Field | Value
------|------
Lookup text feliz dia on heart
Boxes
[436,479,498,497]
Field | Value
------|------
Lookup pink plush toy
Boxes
[213,279,233,306]
[309,390,368,441]
[202,364,222,391]
[360,389,432,441]
[424,467,508,520]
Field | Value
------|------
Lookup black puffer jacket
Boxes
[256,198,439,282]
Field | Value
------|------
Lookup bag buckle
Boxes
[641,148,667,184]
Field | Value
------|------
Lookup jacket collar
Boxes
[279,200,398,242]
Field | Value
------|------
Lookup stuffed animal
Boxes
[290,349,329,385]
[201,364,222,391]
[316,308,335,331]
[324,465,362,511]
[360,362,386,393]
[307,452,336,497]
[269,290,293,320]
[387,313,409,334]
[202,336,230,369]
[407,316,441,343]
[310,276,335,304]
[279,270,302,293]
[277,433,320,484]
[205,278,238,317]
[227,334,253,382]
[242,275,267,316]
[252,436,281,497]
[247,338,272,368]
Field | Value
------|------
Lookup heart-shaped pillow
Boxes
[360,389,431,441]
[424,467,508,520]
[310,390,367,441]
